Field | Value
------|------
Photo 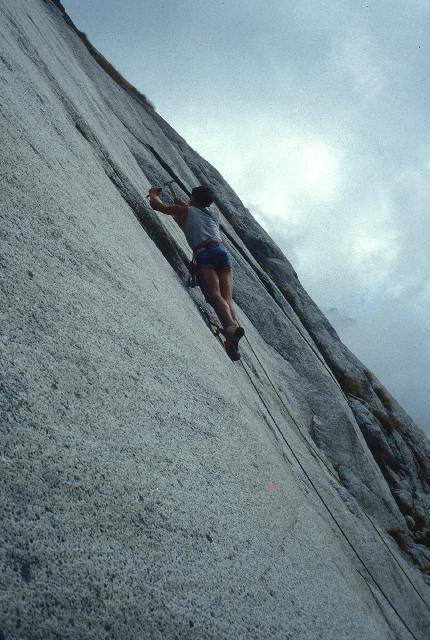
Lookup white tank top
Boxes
[181,206,222,250]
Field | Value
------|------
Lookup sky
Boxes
[61,0,429,435]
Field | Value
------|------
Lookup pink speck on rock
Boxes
[265,480,278,493]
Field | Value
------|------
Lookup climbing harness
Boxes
[188,240,227,299]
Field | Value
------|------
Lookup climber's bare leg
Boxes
[198,267,235,329]
[219,268,238,326]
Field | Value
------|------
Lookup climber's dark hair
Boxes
[191,185,215,207]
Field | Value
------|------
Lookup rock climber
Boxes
[148,184,244,359]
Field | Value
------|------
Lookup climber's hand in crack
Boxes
[147,186,161,199]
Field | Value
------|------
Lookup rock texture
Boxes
[1,1,430,638]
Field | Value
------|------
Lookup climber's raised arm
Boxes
[148,187,187,217]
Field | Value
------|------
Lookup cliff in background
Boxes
[1,1,430,638]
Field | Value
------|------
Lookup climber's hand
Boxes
[148,186,161,198]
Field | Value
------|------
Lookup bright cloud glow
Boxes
[293,142,341,199]
[342,194,400,289]
[181,116,345,226]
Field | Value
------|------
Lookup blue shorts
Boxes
[195,242,232,272]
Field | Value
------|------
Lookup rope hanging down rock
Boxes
[144,143,429,632]
[197,303,429,639]
[241,334,430,613]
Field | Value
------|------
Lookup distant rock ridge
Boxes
[41,0,155,110]
[1,1,429,638]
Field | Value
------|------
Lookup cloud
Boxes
[334,29,387,105]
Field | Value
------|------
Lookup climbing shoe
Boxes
[223,326,245,362]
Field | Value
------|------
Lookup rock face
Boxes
[1,1,429,638]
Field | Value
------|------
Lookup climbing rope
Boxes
[196,303,429,637]
[242,335,430,613]
[244,336,340,477]
[239,358,423,640]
